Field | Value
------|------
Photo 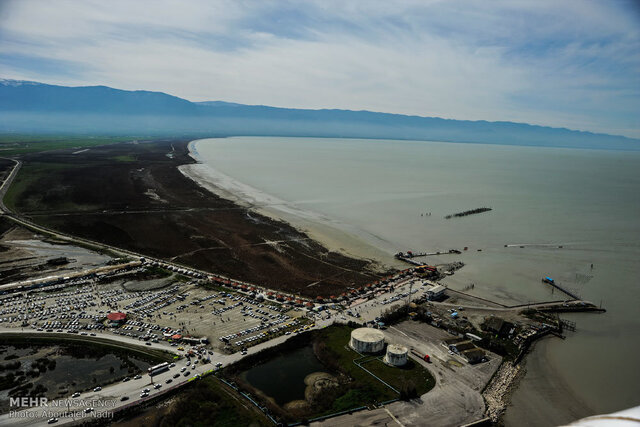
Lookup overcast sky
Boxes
[1,0,639,137]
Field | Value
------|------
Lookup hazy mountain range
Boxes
[1,79,638,150]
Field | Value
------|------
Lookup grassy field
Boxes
[0,134,135,156]
[1,134,137,211]
[112,154,136,162]
[3,162,91,212]
[316,325,435,409]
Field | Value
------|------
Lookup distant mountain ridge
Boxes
[1,79,638,150]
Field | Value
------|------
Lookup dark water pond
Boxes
[0,344,151,413]
[242,346,326,405]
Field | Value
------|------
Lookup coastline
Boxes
[503,338,595,426]
[180,139,399,272]
[180,138,603,426]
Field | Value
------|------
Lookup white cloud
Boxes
[1,0,638,137]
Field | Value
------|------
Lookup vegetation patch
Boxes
[112,154,136,162]
[0,134,134,156]
[154,377,269,427]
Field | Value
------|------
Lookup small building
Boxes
[106,312,126,326]
[444,337,487,364]
[450,341,475,353]
[461,348,486,364]
[483,316,514,338]
[426,285,446,300]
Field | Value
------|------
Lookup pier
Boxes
[395,249,461,264]
[542,277,580,300]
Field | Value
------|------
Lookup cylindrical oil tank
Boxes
[349,328,385,353]
[384,344,408,366]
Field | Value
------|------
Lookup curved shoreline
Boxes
[179,138,398,270]
[503,338,595,426]
[178,138,605,426]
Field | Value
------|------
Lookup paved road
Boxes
[0,327,299,426]
[0,158,21,213]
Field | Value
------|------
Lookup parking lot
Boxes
[0,276,308,353]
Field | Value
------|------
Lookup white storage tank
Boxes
[384,344,408,366]
[349,328,385,353]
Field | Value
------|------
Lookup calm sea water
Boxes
[193,136,640,421]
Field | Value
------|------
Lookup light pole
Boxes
[405,280,414,308]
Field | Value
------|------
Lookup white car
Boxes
[93,386,102,392]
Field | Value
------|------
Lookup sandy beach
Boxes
[180,139,398,271]
[503,338,595,426]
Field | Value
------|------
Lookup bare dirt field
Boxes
[0,222,111,284]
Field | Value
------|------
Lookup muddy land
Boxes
[7,139,384,297]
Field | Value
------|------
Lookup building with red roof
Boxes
[106,312,126,326]
[107,312,126,322]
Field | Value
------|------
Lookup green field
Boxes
[316,325,435,409]
[112,154,136,162]
[3,162,93,213]
[0,134,135,156]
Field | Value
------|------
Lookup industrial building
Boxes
[426,284,446,300]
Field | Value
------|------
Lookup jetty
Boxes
[395,249,461,264]
[445,207,492,219]
[542,277,580,300]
